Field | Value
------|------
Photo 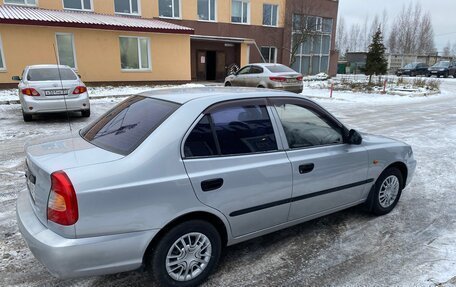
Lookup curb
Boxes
[0,94,131,105]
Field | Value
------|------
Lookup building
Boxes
[0,0,339,85]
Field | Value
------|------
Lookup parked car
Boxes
[12,64,90,122]
[17,88,416,287]
[396,62,429,77]
[224,63,303,93]
[428,61,456,78]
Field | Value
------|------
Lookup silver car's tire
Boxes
[368,167,404,216]
[149,220,221,287]
[81,109,90,118]
[22,111,32,122]
[224,82,232,87]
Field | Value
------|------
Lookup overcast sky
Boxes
[339,0,454,51]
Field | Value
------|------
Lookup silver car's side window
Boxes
[184,102,278,158]
[274,103,343,149]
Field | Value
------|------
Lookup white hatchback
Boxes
[12,65,90,122]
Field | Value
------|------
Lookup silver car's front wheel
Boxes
[367,167,404,216]
[149,220,221,287]
[166,232,212,282]
[378,175,400,208]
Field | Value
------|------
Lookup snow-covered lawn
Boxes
[0,83,206,102]
[1,81,456,286]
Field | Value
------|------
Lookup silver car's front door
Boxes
[182,99,292,238]
[270,98,370,221]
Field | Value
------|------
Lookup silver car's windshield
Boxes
[265,65,296,73]
[27,68,78,81]
[80,96,180,155]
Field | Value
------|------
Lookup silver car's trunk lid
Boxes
[27,80,81,100]
[25,133,123,226]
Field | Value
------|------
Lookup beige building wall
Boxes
[0,25,191,83]
[0,0,286,26]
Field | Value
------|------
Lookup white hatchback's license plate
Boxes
[44,89,68,96]
[25,169,36,203]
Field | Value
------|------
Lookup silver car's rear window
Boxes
[27,68,78,81]
[80,96,180,155]
[265,65,296,73]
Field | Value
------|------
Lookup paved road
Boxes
[1,84,456,287]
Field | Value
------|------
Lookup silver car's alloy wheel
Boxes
[378,175,400,208]
[166,232,212,282]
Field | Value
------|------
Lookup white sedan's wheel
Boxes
[368,167,404,215]
[378,175,400,208]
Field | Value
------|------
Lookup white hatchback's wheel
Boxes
[149,220,221,287]
[367,167,404,215]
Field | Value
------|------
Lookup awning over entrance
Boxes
[190,35,255,44]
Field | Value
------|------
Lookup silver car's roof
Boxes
[138,87,295,104]
[27,64,72,70]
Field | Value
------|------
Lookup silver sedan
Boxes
[224,63,304,93]
[17,87,415,287]
[12,64,90,122]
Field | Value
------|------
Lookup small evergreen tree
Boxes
[365,27,388,83]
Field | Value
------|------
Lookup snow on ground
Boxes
[0,83,205,102]
[1,80,456,286]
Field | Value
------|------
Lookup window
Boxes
[81,96,180,155]
[184,102,278,157]
[56,33,77,69]
[115,0,140,15]
[159,0,180,18]
[119,37,150,70]
[260,47,277,63]
[291,14,333,75]
[63,0,92,10]
[249,66,263,74]
[274,103,342,148]
[231,0,249,24]
[4,0,36,6]
[265,65,295,73]
[0,34,5,70]
[237,66,250,75]
[197,0,216,21]
[27,68,78,81]
[184,115,218,157]
[263,4,278,26]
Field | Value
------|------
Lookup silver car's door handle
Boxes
[299,163,314,174]
[201,178,224,192]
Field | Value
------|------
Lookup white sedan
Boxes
[12,64,90,122]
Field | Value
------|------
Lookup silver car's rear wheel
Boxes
[378,175,400,208]
[149,220,221,287]
[166,232,212,282]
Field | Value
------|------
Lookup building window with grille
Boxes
[159,0,181,18]
[231,0,249,24]
[56,33,77,69]
[198,0,216,21]
[63,0,92,11]
[263,4,278,27]
[119,36,151,71]
[4,0,36,6]
[115,0,140,16]
[260,47,277,63]
[291,14,333,75]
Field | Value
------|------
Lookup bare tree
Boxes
[416,12,435,54]
[336,16,347,55]
[347,23,362,52]
[387,23,399,54]
[443,41,451,57]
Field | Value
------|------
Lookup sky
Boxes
[338,0,455,52]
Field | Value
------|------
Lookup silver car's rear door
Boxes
[270,97,370,221]
[182,99,292,238]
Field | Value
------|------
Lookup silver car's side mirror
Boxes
[347,129,363,145]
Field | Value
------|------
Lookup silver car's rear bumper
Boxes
[21,94,90,114]
[16,189,158,279]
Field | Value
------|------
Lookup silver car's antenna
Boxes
[53,44,72,133]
